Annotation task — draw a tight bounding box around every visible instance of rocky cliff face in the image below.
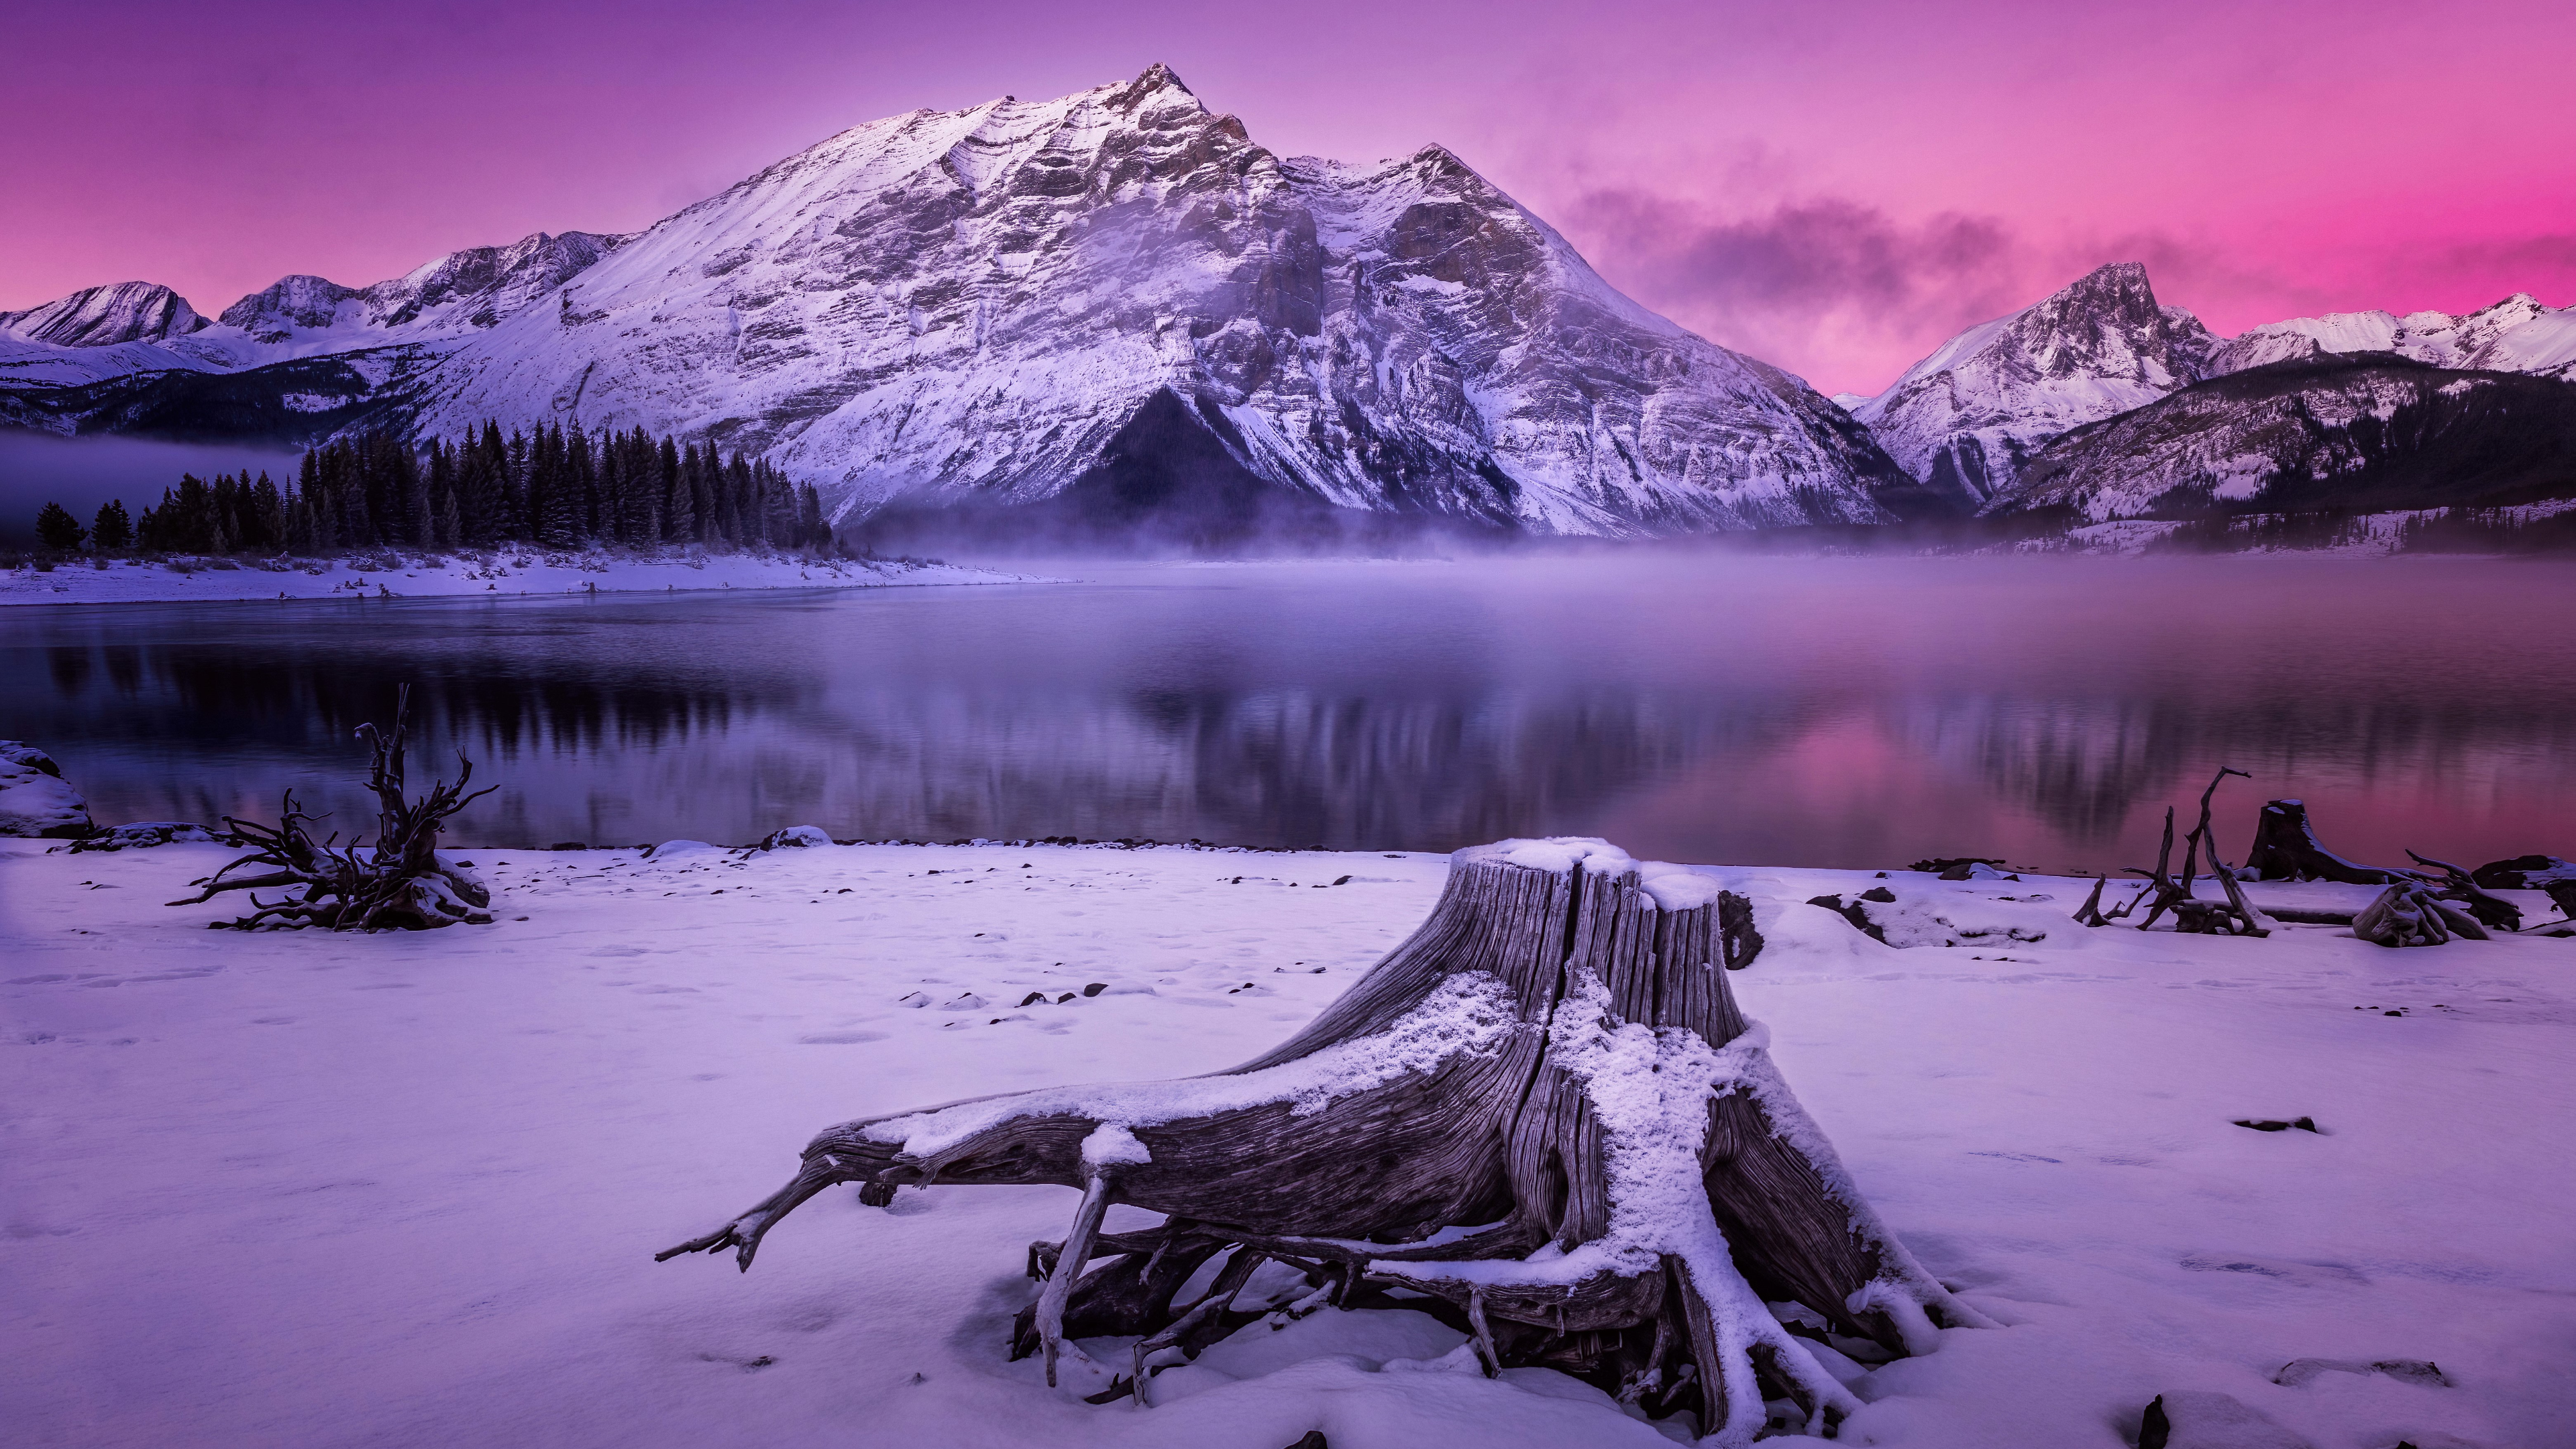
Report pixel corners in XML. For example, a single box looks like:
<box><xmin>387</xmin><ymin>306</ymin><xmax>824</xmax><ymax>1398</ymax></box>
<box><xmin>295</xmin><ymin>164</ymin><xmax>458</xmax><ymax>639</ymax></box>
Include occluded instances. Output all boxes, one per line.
<box><xmin>1980</xmin><ymin>354</ymin><xmax>2576</xmax><ymax>523</ymax></box>
<box><xmin>1848</xmin><ymin>263</ymin><xmax>2216</xmax><ymax>512</ymax></box>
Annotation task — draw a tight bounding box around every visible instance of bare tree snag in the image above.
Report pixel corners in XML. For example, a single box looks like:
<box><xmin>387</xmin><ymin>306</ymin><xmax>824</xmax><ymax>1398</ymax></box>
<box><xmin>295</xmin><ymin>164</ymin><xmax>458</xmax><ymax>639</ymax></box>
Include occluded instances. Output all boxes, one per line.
<box><xmin>660</xmin><ymin>839</ymin><xmax>1990</xmax><ymax>1442</ymax></box>
<box><xmin>2245</xmin><ymin>800</ymin><xmax>2418</xmax><ymax>885</ymax></box>
<box><xmin>167</xmin><ymin>686</ymin><xmax>494</xmax><ymax>930</ymax></box>
<box><xmin>2088</xmin><ymin>769</ymin><xmax>2270</xmax><ymax>936</ymax></box>
<box><xmin>2400</xmin><ymin>851</ymin><xmax>2521</xmax><ymax>932</ymax></box>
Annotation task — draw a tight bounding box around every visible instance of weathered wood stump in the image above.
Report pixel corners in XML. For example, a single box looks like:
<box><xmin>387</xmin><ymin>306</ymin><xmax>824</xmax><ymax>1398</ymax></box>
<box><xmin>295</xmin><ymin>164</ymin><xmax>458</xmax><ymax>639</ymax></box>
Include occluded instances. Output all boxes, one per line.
<box><xmin>660</xmin><ymin>839</ymin><xmax>1989</xmax><ymax>1441</ymax></box>
<box><xmin>2245</xmin><ymin>800</ymin><xmax>2416</xmax><ymax>885</ymax></box>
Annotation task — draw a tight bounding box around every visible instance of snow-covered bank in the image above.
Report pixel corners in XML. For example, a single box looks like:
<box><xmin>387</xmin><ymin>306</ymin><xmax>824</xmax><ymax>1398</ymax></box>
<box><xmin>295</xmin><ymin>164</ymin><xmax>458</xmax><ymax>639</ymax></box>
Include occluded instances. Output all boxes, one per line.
<box><xmin>4</xmin><ymin>839</ymin><xmax>2569</xmax><ymax>1448</ymax></box>
<box><xmin>0</xmin><ymin>547</ymin><xmax>1035</xmax><ymax>605</ymax></box>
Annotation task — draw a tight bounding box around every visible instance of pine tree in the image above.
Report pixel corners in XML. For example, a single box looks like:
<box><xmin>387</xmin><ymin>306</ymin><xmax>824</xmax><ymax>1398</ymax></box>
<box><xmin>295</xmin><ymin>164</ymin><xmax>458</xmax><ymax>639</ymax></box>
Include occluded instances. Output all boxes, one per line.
<box><xmin>90</xmin><ymin>498</ymin><xmax>133</xmax><ymax>552</ymax></box>
<box><xmin>250</xmin><ymin>473</ymin><xmax>284</xmax><ymax>551</ymax></box>
<box><xmin>797</xmin><ymin>483</ymin><xmax>826</xmax><ymax>549</ymax></box>
<box><xmin>35</xmin><ymin>501</ymin><xmax>87</xmax><ymax>551</ymax></box>
<box><xmin>658</xmin><ymin>435</ymin><xmax>692</xmax><ymax>542</ymax></box>
<box><xmin>686</xmin><ymin>442</ymin><xmax>717</xmax><ymax>543</ymax></box>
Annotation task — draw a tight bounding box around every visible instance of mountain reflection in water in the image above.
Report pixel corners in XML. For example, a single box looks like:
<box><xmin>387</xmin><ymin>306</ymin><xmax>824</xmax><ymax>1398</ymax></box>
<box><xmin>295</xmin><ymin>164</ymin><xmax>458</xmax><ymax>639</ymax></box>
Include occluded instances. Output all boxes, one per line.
<box><xmin>7</xmin><ymin>555</ymin><xmax>2571</xmax><ymax>873</ymax></box>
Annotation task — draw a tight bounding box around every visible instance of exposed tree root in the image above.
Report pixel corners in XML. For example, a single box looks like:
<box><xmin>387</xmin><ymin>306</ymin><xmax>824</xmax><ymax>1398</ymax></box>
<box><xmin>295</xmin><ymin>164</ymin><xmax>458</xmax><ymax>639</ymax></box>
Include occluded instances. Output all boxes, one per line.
<box><xmin>661</xmin><ymin>838</ymin><xmax>1990</xmax><ymax>1443</ymax></box>
<box><xmin>166</xmin><ymin>685</ymin><xmax>493</xmax><ymax>930</ymax></box>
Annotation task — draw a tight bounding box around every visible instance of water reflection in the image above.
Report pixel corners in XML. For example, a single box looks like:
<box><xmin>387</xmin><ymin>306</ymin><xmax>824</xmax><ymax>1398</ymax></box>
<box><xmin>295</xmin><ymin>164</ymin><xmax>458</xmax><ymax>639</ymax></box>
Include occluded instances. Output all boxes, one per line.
<box><xmin>5</xmin><ymin>557</ymin><xmax>2571</xmax><ymax>871</ymax></box>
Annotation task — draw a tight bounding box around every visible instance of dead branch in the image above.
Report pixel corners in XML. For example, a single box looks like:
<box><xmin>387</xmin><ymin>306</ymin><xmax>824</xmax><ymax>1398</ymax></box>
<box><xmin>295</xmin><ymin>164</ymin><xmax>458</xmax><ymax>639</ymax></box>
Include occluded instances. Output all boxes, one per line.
<box><xmin>2117</xmin><ymin>771</ymin><xmax>2270</xmax><ymax>936</ymax></box>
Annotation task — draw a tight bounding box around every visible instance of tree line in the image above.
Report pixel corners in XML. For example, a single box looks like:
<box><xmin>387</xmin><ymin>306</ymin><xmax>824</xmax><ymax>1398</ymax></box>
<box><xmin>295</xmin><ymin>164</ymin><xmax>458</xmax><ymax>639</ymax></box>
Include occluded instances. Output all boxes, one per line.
<box><xmin>28</xmin><ymin>421</ymin><xmax>830</xmax><ymax>556</ymax></box>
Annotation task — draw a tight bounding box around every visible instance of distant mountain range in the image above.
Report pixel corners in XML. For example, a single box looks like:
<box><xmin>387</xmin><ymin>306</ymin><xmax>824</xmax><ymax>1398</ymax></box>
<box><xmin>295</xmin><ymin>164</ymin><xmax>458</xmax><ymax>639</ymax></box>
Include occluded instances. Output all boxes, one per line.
<box><xmin>4</xmin><ymin>64</ymin><xmax>2572</xmax><ymax>548</ymax></box>
<box><xmin>1843</xmin><ymin>263</ymin><xmax>2576</xmax><ymax>523</ymax></box>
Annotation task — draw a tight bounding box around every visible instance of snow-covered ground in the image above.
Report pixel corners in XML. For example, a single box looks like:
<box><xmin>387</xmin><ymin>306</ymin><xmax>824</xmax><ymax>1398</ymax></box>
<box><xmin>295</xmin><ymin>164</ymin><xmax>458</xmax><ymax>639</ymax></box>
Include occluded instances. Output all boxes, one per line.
<box><xmin>0</xmin><ymin>549</ymin><xmax>1030</xmax><ymax>605</ymax></box>
<box><xmin>4</xmin><ymin>839</ymin><xmax>2568</xmax><ymax>1448</ymax></box>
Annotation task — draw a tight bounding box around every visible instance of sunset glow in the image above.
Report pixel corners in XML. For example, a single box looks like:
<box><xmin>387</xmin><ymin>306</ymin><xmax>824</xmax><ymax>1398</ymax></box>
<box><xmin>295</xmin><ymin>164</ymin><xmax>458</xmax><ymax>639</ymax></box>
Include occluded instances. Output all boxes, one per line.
<box><xmin>8</xmin><ymin>0</ymin><xmax>2571</xmax><ymax>394</ymax></box>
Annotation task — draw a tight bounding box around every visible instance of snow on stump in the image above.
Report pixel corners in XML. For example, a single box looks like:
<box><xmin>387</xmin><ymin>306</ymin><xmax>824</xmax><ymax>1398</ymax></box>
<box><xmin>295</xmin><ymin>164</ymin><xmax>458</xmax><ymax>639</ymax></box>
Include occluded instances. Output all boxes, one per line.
<box><xmin>0</xmin><ymin>741</ymin><xmax>95</xmax><ymax>839</ymax></box>
<box><xmin>661</xmin><ymin>837</ymin><xmax>1990</xmax><ymax>1441</ymax></box>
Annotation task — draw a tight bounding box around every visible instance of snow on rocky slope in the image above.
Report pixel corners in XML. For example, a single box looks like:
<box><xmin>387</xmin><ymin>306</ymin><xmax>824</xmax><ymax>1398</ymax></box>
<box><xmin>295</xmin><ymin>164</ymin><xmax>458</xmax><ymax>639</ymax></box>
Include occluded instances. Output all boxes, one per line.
<box><xmin>1847</xmin><ymin>264</ymin><xmax>2217</xmax><ymax>513</ymax></box>
<box><xmin>0</xmin><ymin>234</ymin><xmax>627</xmax><ymax>391</ymax></box>
<box><xmin>1</xmin><ymin>68</ymin><xmax>1912</xmax><ymax>539</ymax></box>
<box><xmin>396</xmin><ymin>65</ymin><xmax>1913</xmax><ymax>538</ymax></box>
<box><xmin>2208</xmin><ymin>293</ymin><xmax>2576</xmax><ymax>381</ymax></box>
<box><xmin>1980</xmin><ymin>354</ymin><xmax>2576</xmax><ymax>523</ymax></box>
<box><xmin>214</xmin><ymin>230</ymin><xmax>629</xmax><ymax>354</ymax></box>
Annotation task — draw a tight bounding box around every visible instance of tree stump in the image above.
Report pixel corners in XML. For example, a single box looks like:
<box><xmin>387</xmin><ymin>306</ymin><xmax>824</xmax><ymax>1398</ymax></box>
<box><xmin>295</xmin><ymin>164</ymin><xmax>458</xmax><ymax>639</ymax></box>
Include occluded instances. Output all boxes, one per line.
<box><xmin>661</xmin><ymin>839</ymin><xmax>1989</xmax><ymax>1441</ymax></box>
<box><xmin>2245</xmin><ymin>800</ymin><xmax>2416</xmax><ymax>885</ymax></box>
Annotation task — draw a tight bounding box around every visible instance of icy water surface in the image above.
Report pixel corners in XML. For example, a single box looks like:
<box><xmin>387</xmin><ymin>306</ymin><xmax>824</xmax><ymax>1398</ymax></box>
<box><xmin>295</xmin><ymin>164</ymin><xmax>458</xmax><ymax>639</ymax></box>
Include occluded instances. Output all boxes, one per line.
<box><xmin>5</xmin><ymin>554</ymin><xmax>2572</xmax><ymax>873</ymax></box>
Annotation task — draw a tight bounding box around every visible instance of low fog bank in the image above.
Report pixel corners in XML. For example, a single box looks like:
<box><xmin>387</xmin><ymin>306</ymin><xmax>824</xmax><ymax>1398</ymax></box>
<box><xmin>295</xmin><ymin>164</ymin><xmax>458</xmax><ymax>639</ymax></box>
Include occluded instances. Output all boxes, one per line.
<box><xmin>0</xmin><ymin>433</ymin><xmax>300</xmax><ymax>544</ymax></box>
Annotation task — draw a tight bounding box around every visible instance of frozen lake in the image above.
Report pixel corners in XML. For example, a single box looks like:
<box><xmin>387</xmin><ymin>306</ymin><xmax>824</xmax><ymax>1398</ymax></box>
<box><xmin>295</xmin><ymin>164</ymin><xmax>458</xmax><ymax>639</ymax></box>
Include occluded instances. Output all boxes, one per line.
<box><xmin>5</xmin><ymin>553</ymin><xmax>2573</xmax><ymax>873</ymax></box>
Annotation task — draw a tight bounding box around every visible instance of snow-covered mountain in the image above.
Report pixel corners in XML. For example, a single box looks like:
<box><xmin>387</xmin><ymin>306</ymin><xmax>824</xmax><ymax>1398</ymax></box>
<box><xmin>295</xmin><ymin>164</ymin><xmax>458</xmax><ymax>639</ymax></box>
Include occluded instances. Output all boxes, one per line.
<box><xmin>1847</xmin><ymin>263</ymin><xmax>2217</xmax><ymax>512</ymax></box>
<box><xmin>0</xmin><ymin>233</ymin><xmax>627</xmax><ymax>392</ymax></box>
<box><xmin>0</xmin><ymin>66</ymin><xmax>1913</xmax><ymax>540</ymax></box>
<box><xmin>2206</xmin><ymin>294</ymin><xmax>2576</xmax><ymax>381</ymax></box>
<box><xmin>1851</xmin><ymin>268</ymin><xmax>2576</xmax><ymax>518</ymax></box>
<box><xmin>0</xmin><ymin>281</ymin><xmax>209</xmax><ymax>347</ymax></box>
<box><xmin>396</xmin><ymin>65</ymin><xmax>1909</xmax><ymax>538</ymax></box>
<box><xmin>1980</xmin><ymin>354</ymin><xmax>2576</xmax><ymax>523</ymax></box>
<box><xmin>216</xmin><ymin>231</ymin><xmax>627</xmax><ymax>350</ymax></box>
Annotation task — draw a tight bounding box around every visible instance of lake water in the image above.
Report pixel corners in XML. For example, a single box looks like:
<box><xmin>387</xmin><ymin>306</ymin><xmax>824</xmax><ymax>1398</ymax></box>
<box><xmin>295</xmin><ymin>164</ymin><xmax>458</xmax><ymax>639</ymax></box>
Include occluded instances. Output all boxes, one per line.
<box><xmin>5</xmin><ymin>554</ymin><xmax>2572</xmax><ymax>874</ymax></box>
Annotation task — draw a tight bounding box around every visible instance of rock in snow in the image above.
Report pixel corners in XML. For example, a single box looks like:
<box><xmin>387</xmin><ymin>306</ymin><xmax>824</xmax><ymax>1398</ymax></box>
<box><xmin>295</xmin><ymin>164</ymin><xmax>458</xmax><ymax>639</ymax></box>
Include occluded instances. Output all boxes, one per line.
<box><xmin>0</xmin><ymin>741</ymin><xmax>93</xmax><ymax>838</ymax></box>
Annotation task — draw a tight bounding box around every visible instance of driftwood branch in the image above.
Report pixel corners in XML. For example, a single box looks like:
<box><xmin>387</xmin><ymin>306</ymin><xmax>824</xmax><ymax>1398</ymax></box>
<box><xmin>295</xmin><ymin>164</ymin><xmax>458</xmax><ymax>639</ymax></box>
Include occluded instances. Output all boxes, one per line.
<box><xmin>2102</xmin><ymin>770</ymin><xmax>2270</xmax><ymax>936</ymax></box>
<box><xmin>166</xmin><ymin>685</ymin><xmax>494</xmax><ymax>930</ymax></box>
<box><xmin>660</xmin><ymin>839</ymin><xmax>1992</xmax><ymax>1439</ymax></box>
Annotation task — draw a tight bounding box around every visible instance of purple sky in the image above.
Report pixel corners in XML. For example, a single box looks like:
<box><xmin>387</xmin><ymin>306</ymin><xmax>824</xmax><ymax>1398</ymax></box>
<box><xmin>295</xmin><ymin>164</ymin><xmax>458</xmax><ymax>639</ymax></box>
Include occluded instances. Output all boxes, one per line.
<box><xmin>7</xmin><ymin>1</ymin><xmax>2572</xmax><ymax>394</ymax></box>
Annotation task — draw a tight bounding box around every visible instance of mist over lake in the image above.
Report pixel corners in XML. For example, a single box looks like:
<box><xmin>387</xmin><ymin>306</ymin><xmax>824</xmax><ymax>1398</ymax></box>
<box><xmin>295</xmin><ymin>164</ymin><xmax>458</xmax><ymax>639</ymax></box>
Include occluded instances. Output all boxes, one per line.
<box><xmin>9</xmin><ymin>553</ymin><xmax>2570</xmax><ymax>873</ymax></box>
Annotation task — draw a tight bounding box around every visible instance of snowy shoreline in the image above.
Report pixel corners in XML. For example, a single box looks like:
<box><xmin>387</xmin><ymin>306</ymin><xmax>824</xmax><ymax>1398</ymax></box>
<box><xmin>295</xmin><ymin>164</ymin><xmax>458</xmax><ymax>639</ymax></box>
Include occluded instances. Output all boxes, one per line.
<box><xmin>5</xmin><ymin>835</ymin><xmax>2567</xmax><ymax>1448</ymax></box>
<box><xmin>0</xmin><ymin>547</ymin><xmax>1040</xmax><ymax>606</ymax></box>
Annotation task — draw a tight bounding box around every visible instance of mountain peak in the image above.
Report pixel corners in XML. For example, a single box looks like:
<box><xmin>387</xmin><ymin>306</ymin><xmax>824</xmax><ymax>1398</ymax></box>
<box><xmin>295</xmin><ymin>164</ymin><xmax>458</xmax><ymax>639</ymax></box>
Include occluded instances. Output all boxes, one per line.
<box><xmin>0</xmin><ymin>280</ymin><xmax>208</xmax><ymax>347</ymax></box>
<box><xmin>1853</xmin><ymin>262</ymin><xmax>2214</xmax><ymax>509</ymax></box>
<box><xmin>1109</xmin><ymin>62</ymin><xmax>1195</xmax><ymax>109</ymax></box>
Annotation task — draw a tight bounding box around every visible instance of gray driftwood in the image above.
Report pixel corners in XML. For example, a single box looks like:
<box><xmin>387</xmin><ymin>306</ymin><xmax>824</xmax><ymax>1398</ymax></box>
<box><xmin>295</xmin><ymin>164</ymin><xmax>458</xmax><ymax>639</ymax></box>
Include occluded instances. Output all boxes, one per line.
<box><xmin>659</xmin><ymin>840</ymin><xmax>1988</xmax><ymax>1440</ymax></box>
<box><xmin>2352</xmin><ymin>881</ymin><xmax>2489</xmax><ymax>947</ymax></box>
<box><xmin>168</xmin><ymin>686</ymin><xmax>493</xmax><ymax>930</ymax></box>
<box><xmin>2076</xmin><ymin>769</ymin><xmax>2270</xmax><ymax>936</ymax></box>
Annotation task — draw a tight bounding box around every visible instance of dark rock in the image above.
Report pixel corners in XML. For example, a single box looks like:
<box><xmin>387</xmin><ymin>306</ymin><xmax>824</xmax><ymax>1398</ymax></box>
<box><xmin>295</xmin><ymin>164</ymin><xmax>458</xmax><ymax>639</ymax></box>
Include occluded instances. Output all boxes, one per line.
<box><xmin>1911</xmin><ymin>857</ymin><xmax>2005</xmax><ymax>875</ymax></box>
<box><xmin>1081</xmin><ymin>982</ymin><xmax>1108</xmax><ymax>997</ymax></box>
<box><xmin>1807</xmin><ymin>894</ymin><xmax>1888</xmax><ymax>943</ymax></box>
